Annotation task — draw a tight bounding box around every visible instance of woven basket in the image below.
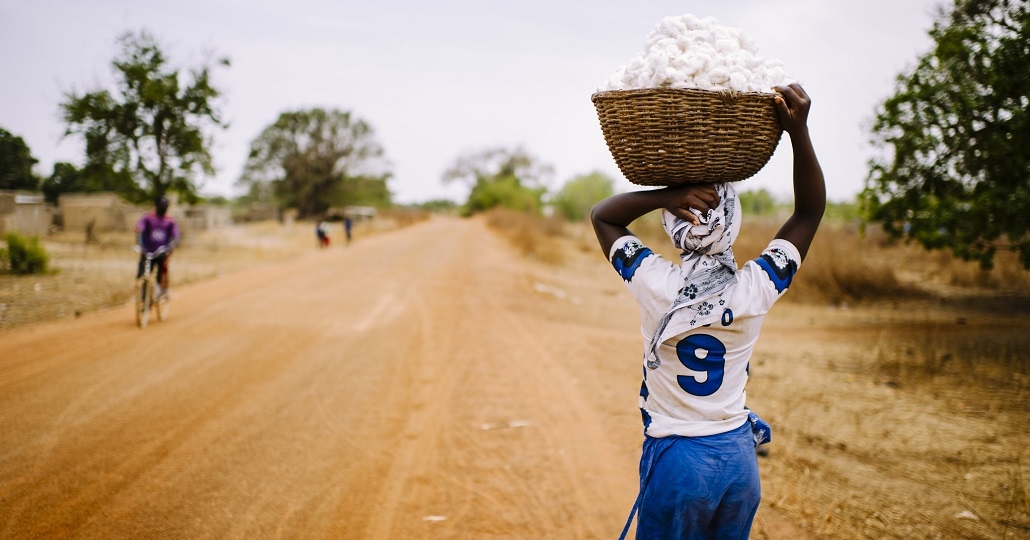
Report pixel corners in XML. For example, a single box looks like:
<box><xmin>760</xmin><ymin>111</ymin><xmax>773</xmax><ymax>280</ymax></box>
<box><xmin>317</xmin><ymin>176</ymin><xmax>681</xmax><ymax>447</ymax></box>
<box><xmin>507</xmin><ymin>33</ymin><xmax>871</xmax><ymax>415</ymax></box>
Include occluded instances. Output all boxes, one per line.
<box><xmin>591</xmin><ymin>87</ymin><xmax>783</xmax><ymax>186</ymax></box>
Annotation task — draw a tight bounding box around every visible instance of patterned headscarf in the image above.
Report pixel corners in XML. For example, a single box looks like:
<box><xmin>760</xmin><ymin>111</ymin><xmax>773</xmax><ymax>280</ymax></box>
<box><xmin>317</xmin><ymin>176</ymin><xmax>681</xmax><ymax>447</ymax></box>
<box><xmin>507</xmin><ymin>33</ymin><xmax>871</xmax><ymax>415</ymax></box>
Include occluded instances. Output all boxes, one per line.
<box><xmin>645</xmin><ymin>183</ymin><xmax>740</xmax><ymax>369</ymax></box>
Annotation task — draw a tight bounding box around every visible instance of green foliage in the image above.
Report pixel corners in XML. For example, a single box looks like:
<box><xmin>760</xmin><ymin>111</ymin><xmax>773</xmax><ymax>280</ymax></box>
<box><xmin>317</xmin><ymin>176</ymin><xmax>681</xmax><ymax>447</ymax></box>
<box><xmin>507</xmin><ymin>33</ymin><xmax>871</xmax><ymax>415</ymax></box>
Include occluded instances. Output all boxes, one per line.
<box><xmin>238</xmin><ymin>108</ymin><xmax>391</xmax><ymax>219</ymax></box>
<box><xmin>464</xmin><ymin>174</ymin><xmax>547</xmax><ymax>217</ymax></box>
<box><xmin>0</xmin><ymin>232</ymin><xmax>49</xmax><ymax>275</ymax></box>
<box><xmin>861</xmin><ymin>0</ymin><xmax>1030</xmax><ymax>269</ymax></box>
<box><xmin>825</xmin><ymin>200</ymin><xmax>860</xmax><ymax>222</ymax></box>
<box><xmin>60</xmin><ymin>30</ymin><xmax>229</xmax><ymax>203</ymax></box>
<box><xmin>737</xmin><ymin>188</ymin><xmax>779</xmax><ymax>216</ymax></box>
<box><xmin>442</xmin><ymin>147</ymin><xmax>553</xmax><ymax>217</ymax></box>
<box><xmin>0</xmin><ymin>128</ymin><xmax>40</xmax><ymax>191</ymax></box>
<box><xmin>551</xmin><ymin>171</ymin><xmax>614</xmax><ymax>221</ymax></box>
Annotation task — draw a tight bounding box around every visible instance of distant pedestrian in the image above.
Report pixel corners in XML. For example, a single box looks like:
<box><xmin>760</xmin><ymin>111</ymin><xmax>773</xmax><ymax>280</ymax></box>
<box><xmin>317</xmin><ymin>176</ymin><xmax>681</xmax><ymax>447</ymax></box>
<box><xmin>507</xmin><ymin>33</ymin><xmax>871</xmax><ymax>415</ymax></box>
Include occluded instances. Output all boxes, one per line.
<box><xmin>344</xmin><ymin>217</ymin><xmax>353</xmax><ymax>245</ymax></box>
<box><xmin>317</xmin><ymin>221</ymin><xmax>331</xmax><ymax>249</ymax></box>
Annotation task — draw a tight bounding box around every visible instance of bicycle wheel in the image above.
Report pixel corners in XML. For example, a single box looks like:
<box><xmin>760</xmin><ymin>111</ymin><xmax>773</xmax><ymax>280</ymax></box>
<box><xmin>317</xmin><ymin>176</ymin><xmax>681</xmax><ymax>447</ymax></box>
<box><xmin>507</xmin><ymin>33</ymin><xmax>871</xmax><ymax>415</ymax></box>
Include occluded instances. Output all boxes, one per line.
<box><xmin>136</xmin><ymin>279</ymin><xmax>151</xmax><ymax>328</ymax></box>
<box><xmin>156</xmin><ymin>289</ymin><xmax>169</xmax><ymax>322</ymax></box>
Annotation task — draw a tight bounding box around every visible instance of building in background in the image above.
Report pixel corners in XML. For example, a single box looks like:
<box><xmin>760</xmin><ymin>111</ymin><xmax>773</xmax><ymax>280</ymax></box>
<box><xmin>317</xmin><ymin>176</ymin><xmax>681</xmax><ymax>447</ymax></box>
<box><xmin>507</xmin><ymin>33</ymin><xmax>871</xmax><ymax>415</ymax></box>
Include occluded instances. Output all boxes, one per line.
<box><xmin>0</xmin><ymin>191</ymin><xmax>54</xmax><ymax>237</ymax></box>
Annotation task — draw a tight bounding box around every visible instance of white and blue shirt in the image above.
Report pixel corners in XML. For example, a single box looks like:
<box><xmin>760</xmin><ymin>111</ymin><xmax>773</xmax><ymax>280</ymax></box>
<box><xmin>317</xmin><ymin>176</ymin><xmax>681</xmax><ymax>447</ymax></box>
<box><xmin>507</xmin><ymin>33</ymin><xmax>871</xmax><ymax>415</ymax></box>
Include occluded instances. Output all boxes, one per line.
<box><xmin>610</xmin><ymin>235</ymin><xmax>800</xmax><ymax>438</ymax></box>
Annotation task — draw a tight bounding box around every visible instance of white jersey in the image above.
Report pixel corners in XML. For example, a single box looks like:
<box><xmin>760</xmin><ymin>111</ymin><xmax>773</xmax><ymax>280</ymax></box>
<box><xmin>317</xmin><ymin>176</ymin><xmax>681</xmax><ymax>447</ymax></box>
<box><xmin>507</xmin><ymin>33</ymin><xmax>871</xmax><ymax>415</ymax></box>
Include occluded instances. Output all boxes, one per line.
<box><xmin>609</xmin><ymin>235</ymin><xmax>801</xmax><ymax>438</ymax></box>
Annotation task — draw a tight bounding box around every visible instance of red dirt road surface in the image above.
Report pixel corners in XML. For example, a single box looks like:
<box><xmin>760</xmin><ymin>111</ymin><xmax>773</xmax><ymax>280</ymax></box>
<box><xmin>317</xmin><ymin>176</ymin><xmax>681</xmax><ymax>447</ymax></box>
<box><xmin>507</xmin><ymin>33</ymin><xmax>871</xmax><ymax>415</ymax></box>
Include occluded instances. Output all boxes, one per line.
<box><xmin>0</xmin><ymin>217</ymin><xmax>809</xmax><ymax>539</ymax></box>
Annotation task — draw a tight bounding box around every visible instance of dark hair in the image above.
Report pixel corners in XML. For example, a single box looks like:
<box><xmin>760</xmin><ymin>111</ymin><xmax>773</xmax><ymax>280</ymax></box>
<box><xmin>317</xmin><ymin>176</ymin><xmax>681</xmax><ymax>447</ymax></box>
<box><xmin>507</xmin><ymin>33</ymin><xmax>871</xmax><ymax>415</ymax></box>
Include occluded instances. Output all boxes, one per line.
<box><xmin>155</xmin><ymin>195</ymin><xmax>170</xmax><ymax>216</ymax></box>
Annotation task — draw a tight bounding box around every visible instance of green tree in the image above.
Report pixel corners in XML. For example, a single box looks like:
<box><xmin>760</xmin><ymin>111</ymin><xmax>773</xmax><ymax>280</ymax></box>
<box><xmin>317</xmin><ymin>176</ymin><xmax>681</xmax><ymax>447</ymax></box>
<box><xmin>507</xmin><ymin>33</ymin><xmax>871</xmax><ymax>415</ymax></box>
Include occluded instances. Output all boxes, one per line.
<box><xmin>551</xmin><ymin>171</ymin><xmax>614</xmax><ymax>221</ymax></box>
<box><xmin>60</xmin><ymin>30</ymin><xmax>229</xmax><ymax>203</ymax></box>
<box><xmin>0</xmin><ymin>128</ymin><xmax>40</xmax><ymax>191</ymax></box>
<box><xmin>442</xmin><ymin>147</ymin><xmax>553</xmax><ymax>216</ymax></box>
<box><xmin>737</xmin><ymin>188</ymin><xmax>779</xmax><ymax>217</ymax></box>
<box><xmin>861</xmin><ymin>0</ymin><xmax>1030</xmax><ymax>269</ymax></box>
<box><xmin>238</xmin><ymin>108</ymin><xmax>391</xmax><ymax>219</ymax></box>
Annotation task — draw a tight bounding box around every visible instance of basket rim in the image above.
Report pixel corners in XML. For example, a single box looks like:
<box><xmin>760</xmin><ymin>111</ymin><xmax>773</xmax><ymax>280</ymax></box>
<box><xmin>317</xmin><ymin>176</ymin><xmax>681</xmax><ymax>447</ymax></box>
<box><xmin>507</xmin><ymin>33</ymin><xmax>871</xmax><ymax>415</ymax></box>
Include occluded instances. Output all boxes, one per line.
<box><xmin>591</xmin><ymin>87</ymin><xmax>779</xmax><ymax>101</ymax></box>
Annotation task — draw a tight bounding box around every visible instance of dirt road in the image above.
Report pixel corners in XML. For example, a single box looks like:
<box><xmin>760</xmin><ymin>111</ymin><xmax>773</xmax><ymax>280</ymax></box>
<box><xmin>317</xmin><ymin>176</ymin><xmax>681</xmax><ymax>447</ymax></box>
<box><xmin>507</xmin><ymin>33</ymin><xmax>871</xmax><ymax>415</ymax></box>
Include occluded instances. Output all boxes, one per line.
<box><xmin>0</xmin><ymin>217</ymin><xmax>807</xmax><ymax>539</ymax></box>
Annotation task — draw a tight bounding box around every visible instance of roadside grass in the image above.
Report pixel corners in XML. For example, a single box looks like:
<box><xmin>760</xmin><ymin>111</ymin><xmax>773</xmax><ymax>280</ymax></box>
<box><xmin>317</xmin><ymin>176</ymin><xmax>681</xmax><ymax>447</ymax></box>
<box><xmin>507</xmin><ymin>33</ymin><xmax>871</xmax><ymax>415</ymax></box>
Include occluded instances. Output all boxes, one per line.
<box><xmin>483</xmin><ymin>207</ymin><xmax>568</xmax><ymax>265</ymax></box>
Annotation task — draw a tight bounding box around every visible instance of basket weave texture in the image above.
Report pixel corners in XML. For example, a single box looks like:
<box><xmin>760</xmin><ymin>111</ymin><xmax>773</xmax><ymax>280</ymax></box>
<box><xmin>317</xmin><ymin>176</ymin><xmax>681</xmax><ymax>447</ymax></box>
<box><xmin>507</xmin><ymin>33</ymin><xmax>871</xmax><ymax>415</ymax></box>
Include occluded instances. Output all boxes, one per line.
<box><xmin>592</xmin><ymin>88</ymin><xmax>783</xmax><ymax>186</ymax></box>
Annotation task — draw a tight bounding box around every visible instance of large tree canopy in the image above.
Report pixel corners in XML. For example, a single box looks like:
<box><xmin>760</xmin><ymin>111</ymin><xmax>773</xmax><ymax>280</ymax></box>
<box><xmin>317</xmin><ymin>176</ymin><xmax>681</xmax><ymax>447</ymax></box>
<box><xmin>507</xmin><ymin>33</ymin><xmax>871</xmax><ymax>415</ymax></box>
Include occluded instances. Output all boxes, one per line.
<box><xmin>442</xmin><ymin>147</ymin><xmax>553</xmax><ymax>216</ymax></box>
<box><xmin>0</xmin><ymin>128</ymin><xmax>40</xmax><ymax>192</ymax></box>
<box><xmin>862</xmin><ymin>0</ymin><xmax>1030</xmax><ymax>269</ymax></box>
<box><xmin>60</xmin><ymin>30</ymin><xmax>228</xmax><ymax>203</ymax></box>
<box><xmin>238</xmin><ymin>108</ymin><xmax>391</xmax><ymax>219</ymax></box>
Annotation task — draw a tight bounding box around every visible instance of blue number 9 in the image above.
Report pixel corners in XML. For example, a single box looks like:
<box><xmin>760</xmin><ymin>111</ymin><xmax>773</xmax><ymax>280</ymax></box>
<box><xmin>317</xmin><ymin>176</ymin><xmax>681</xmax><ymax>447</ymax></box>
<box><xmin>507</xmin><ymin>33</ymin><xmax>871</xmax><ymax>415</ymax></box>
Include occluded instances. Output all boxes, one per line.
<box><xmin>676</xmin><ymin>334</ymin><xmax>726</xmax><ymax>396</ymax></box>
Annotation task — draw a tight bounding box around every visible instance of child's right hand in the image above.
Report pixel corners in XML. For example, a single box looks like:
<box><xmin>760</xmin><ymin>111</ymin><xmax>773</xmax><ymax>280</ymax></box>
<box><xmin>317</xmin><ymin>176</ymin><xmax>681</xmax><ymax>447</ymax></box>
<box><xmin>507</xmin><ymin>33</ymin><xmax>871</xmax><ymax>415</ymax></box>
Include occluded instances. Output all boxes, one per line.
<box><xmin>662</xmin><ymin>183</ymin><xmax>720</xmax><ymax>226</ymax></box>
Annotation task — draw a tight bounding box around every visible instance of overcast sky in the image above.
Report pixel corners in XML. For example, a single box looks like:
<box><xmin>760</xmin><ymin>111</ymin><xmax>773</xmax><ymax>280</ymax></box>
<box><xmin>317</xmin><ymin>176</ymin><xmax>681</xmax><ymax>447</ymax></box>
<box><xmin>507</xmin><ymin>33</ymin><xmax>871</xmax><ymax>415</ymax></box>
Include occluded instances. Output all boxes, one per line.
<box><xmin>1</xmin><ymin>0</ymin><xmax>944</xmax><ymax>204</ymax></box>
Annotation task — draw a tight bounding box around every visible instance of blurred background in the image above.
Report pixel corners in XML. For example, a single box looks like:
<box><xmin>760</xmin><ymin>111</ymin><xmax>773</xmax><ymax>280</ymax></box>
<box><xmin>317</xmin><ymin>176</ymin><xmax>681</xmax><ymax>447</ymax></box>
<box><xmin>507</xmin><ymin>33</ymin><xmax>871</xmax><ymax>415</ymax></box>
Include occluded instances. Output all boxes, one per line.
<box><xmin>1</xmin><ymin>0</ymin><xmax>940</xmax><ymax>204</ymax></box>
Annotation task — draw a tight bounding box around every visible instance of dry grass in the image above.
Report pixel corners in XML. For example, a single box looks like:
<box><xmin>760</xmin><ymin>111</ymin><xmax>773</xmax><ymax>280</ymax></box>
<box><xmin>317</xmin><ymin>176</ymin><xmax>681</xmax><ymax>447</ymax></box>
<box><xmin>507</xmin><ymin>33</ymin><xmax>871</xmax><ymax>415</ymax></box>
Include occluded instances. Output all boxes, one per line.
<box><xmin>483</xmin><ymin>208</ymin><xmax>570</xmax><ymax>265</ymax></box>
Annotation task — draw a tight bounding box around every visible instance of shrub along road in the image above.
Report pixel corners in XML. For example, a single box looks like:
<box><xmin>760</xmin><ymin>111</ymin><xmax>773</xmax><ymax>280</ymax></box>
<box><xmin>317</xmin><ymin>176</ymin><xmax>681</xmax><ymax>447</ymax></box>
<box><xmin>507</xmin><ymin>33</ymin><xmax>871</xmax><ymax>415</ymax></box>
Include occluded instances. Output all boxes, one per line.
<box><xmin>0</xmin><ymin>216</ymin><xmax>814</xmax><ymax>539</ymax></box>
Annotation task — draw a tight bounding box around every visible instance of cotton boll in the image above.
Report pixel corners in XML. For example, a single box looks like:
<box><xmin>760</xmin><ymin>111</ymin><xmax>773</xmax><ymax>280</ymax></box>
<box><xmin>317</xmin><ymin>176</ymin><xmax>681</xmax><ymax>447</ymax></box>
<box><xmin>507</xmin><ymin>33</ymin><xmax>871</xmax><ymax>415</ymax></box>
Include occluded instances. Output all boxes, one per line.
<box><xmin>744</xmin><ymin>54</ymin><xmax>765</xmax><ymax>70</ymax></box>
<box><xmin>727</xmin><ymin>53</ymin><xmax>747</xmax><ymax>67</ymax></box>
<box><xmin>683</xmin><ymin>54</ymin><xmax>707</xmax><ymax>76</ymax></box>
<box><xmin>707</xmin><ymin>66</ymin><xmax>730</xmax><ymax>86</ymax></box>
<box><xmin>621</xmin><ymin>69</ymin><xmax>639</xmax><ymax>88</ymax></box>
<box><xmin>648</xmin><ymin>53</ymin><xmax>669</xmax><ymax>79</ymax></box>
<box><xmin>679</xmin><ymin>14</ymin><xmax>706</xmax><ymax>31</ymax></box>
<box><xmin>669</xmin><ymin>75</ymin><xmax>691</xmax><ymax>88</ymax></box>
<box><xmin>664</xmin><ymin>17</ymin><xmax>687</xmax><ymax>37</ymax></box>
<box><xmin>728</xmin><ymin>72</ymin><xmax>750</xmax><ymax>92</ymax></box>
<box><xmin>649</xmin><ymin>37</ymin><xmax>675</xmax><ymax>52</ymax></box>
<box><xmin>670</xmin><ymin>54</ymin><xmax>699</xmax><ymax>77</ymax></box>
<box><xmin>692</xmin><ymin>74</ymin><xmax>714</xmax><ymax>91</ymax></box>
<box><xmin>602</xmin><ymin>67</ymin><xmax>628</xmax><ymax>91</ymax></box>
<box><xmin>649</xmin><ymin>69</ymin><xmax>669</xmax><ymax>88</ymax></box>
<box><xmin>765</xmin><ymin>66</ymin><xmax>791</xmax><ymax>86</ymax></box>
<box><xmin>632</xmin><ymin>73</ymin><xmax>651</xmax><ymax>89</ymax></box>
<box><xmin>738</xmin><ymin>35</ymin><xmax>758</xmax><ymax>54</ymax></box>
<box><xmin>714</xmin><ymin>38</ymin><xmax>739</xmax><ymax>55</ymax></box>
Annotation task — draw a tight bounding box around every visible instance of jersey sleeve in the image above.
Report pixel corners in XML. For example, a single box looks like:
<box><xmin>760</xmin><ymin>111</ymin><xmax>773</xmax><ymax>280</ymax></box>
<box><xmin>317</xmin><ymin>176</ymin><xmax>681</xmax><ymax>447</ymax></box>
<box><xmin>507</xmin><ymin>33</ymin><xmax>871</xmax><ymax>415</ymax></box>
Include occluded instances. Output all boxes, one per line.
<box><xmin>608</xmin><ymin>235</ymin><xmax>681</xmax><ymax>332</ymax></box>
<box><xmin>608</xmin><ymin>235</ymin><xmax>653</xmax><ymax>282</ymax></box>
<box><xmin>739</xmin><ymin>238</ymin><xmax>802</xmax><ymax>314</ymax></box>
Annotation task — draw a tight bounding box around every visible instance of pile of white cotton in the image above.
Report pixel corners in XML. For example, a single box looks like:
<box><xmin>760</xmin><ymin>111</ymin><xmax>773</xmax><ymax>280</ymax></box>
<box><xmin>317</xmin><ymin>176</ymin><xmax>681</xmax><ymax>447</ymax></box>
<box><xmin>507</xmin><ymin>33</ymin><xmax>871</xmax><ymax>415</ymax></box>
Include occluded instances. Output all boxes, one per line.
<box><xmin>598</xmin><ymin>14</ymin><xmax>796</xmax><ymax>93</ymax></box>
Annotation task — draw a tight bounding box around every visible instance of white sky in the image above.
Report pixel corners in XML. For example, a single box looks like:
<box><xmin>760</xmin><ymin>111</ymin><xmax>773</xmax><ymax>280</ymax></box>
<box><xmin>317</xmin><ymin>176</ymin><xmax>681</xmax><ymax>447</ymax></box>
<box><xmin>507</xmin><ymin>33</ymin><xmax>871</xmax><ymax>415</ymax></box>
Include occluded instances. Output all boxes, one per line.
<box><xmin>0</xmin><ymin>0</ymin><xmax>943</xmax><ymax>204</ymax></box>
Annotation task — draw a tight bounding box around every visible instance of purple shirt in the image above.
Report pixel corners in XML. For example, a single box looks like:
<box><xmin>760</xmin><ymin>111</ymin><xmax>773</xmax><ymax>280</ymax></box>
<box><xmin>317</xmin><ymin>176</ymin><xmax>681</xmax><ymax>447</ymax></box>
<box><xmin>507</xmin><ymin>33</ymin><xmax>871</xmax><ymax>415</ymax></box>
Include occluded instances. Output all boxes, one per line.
<box><xmin>135</xmin><ymin>211</ymin><xmax>180</xmax><ymax>254</ymax></box>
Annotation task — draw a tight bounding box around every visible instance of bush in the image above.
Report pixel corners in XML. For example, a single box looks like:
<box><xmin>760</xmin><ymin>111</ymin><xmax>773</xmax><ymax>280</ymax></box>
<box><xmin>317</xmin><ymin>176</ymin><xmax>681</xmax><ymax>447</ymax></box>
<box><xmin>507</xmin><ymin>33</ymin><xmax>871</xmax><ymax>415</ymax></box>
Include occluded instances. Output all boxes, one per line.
<box><xmin>1</xmin><ymin>232</ymin><xmax>50</xmax><ymax>275</ymax></box>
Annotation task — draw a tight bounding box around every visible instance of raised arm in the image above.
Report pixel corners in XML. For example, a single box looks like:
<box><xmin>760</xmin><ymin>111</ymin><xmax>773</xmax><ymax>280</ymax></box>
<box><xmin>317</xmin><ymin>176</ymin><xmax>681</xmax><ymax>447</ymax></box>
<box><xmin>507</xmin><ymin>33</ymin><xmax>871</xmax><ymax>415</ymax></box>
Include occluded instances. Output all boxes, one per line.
<box><xmin>772</xmin><ymin>83</ymin><xmax>826</xmax><ymax>262</ymax></box>
<box><xmin>590</xmin><ymin>183</ymin><xmax>720</xmax><ymax>256</ymax></box>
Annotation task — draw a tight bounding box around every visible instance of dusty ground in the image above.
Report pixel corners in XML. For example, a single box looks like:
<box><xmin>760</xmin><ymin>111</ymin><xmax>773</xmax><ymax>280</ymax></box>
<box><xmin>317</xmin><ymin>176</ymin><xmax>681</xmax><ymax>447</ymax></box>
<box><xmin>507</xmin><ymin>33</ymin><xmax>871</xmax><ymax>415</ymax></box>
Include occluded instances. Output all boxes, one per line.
<box><xmin>0</xmin><ymin>216</ymin><xmax>1027</xmax><ymax>539</ymax></box>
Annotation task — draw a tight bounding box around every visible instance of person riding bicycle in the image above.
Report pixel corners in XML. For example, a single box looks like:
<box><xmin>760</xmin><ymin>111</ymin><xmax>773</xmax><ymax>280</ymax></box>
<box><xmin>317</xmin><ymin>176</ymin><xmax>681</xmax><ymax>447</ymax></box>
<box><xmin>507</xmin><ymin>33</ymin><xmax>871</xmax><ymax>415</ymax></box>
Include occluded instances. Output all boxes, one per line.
<box><xmin>135</xmin><ymin>195</ymin><xmax>180</xmax><ymax>299</ymax></box>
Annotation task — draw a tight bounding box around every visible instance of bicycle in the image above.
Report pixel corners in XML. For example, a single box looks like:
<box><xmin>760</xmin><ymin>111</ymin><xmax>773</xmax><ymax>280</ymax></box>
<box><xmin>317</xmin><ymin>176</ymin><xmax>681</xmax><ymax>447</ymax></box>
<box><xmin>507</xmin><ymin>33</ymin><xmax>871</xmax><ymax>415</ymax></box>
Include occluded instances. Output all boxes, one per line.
<box><xmin>133</xmin><ymin>245</ymin><xmax>170</xmax><ymax>328</ymax></box>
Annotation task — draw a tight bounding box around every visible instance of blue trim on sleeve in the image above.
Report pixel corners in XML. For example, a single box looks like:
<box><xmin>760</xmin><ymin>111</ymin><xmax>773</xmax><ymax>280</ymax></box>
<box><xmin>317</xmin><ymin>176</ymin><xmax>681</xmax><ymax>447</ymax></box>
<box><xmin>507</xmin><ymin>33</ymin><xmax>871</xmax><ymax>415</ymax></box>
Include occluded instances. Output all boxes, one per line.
<box><xmin>611</xmin><ymin>239</ymin><xmax>653</xmax><ymax>282</ymax></box>
<box><xmin>755</xmin><ymin>248</ymin><xmax>798</xmax><ymax>293</ymax></box>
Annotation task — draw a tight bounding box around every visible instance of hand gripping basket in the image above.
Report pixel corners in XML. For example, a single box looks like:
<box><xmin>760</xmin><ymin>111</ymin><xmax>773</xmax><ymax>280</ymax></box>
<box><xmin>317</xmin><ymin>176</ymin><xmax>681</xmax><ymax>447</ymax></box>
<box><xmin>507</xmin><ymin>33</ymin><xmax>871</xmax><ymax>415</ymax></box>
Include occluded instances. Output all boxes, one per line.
<box><xmin>591</xmin><ymin>87</ymin><xmax>783</xmax><ymax>186</ymax></box>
